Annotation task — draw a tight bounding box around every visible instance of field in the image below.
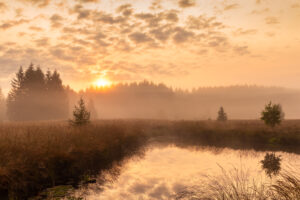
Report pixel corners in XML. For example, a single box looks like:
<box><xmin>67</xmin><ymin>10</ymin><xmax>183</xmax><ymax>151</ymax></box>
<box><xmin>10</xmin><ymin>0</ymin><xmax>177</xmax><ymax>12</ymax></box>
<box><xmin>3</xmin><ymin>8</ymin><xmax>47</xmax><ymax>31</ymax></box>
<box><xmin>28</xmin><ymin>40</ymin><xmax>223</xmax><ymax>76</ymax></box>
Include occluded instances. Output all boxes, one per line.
<box><xmin>0</xmin><ymin>120</ymin><xmax>299</xmax><ymax>199</ymax></box>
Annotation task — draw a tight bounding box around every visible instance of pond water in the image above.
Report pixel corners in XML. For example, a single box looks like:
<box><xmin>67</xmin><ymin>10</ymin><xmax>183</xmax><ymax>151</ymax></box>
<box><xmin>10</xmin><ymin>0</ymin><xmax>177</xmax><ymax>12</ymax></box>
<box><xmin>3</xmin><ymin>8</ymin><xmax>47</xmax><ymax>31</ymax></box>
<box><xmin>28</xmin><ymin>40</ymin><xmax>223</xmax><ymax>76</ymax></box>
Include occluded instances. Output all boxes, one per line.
<box><xmin>74</xmin><ymin>145</ymin><xmax>300</xmax><ymax>200</ymax></box>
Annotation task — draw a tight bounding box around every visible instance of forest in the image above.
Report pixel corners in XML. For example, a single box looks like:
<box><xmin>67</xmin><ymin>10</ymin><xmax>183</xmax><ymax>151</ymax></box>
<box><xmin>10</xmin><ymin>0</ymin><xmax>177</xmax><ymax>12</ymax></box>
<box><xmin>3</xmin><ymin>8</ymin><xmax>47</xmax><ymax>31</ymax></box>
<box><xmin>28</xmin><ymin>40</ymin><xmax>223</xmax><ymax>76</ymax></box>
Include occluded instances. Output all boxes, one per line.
<box><xmin>1</xmin><ymin>65</ymin><xmax>300</xmax><ymax>122</ymax></box>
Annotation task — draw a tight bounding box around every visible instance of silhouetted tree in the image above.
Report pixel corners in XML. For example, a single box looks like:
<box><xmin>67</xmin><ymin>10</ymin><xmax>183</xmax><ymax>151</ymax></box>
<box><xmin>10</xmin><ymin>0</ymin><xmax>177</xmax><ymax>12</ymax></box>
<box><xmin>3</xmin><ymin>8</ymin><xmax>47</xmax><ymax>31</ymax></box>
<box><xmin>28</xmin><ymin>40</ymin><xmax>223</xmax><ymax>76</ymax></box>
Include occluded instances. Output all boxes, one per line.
<box><xmin>7</xmin><ymin>64</ymin><xmax>68</xmax><ymax>121</ymax></box>
<box><xmin>217</xmin><ymin>106</ymin><xmax>227</xmax><ymax>121</ymax></box>
<box><xmin>45</xmin><ymin>70</ymin><xmax>69</xmax><ymax>119</ymax></box>
<box><xmin>70</xmin><ymin>97</ymin><xmax>90</xmax><ymax>126</ymax></box>
<box><xmin>7</xmin><ymin>67</ymin><xmax>25</xmax><ymax>120</ymax></box>
<box><xmin>261</xmin><ymin>102</ymin><xmax>284</xmax><ymax>127</ymax></box>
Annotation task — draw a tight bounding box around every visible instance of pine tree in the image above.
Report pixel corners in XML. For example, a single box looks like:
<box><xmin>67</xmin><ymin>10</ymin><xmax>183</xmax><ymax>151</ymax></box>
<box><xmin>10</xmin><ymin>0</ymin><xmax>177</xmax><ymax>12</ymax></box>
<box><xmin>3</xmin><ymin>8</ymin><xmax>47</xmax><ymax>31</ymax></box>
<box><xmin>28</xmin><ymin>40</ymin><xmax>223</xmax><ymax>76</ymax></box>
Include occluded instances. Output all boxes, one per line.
<box><xmin>7</xmin><ymin>67</ymin><xmax>25</xmax><ymax>120</ymax></box>
<box><xmin>70</xmin><ymin>97</ymin><xmax>91</xmax><ymax>126</ymax></box>
<box><xmin>217</xmin><ymin>106</ymin><xmax>227</xmax><ymax>122</ymax></box>
<box><xmin>7</xmin><ymin>64</ymin><xmax>69</xmax><ymax>121</ymax></box>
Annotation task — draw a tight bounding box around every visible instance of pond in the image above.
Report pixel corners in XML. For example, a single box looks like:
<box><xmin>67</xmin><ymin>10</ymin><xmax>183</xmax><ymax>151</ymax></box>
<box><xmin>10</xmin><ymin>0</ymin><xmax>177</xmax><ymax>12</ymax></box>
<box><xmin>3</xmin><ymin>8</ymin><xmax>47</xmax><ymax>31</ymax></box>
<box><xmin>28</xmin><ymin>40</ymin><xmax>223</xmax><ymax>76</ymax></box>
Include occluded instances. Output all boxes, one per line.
<box><xmin>73</xmin><ymin>145</ymin><xmax>300</xmax><ymax>200</ymax></box>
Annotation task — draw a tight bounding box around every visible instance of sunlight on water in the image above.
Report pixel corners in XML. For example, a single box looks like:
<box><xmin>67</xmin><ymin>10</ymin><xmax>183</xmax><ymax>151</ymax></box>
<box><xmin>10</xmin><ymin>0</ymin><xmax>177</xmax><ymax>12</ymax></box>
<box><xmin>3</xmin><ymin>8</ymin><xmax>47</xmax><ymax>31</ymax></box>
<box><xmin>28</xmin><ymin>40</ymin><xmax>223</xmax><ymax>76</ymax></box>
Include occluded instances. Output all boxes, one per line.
<box><xmin>75</xmin><ymin>146</ymin><xmax>300</xmax><ymax>200</ymax></box>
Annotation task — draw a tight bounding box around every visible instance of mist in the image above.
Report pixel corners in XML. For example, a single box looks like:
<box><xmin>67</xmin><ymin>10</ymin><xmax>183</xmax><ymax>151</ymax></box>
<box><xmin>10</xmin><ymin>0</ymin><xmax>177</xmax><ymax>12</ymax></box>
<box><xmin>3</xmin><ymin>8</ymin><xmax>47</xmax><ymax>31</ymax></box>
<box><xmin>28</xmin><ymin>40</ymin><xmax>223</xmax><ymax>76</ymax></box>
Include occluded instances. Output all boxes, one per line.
<box><xmin>81</xmin><ymin>83</ymin><xmax>300</xmax><ymax>120</ymax></box>
<box><xmin>2</xmin><ymin>66</ymin><xmax>300</xmax><ymax>122</ymax></box>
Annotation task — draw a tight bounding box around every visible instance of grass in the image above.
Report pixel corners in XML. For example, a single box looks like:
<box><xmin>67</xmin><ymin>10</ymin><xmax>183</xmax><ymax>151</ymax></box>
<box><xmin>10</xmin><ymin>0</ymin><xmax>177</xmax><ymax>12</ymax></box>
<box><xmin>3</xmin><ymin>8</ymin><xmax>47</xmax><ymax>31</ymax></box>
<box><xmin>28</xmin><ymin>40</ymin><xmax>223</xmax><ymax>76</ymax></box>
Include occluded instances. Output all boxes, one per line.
<box><xmin>175</xmin><ymin>167</ymin><xmax>300</xmax><ymax>200</ymax></box>
<box><xmin>0</xmin><ymin>120</ymin><xmax>299</xmax><ymax>199</ymax></box>
<box><xmin>0</xmin><ymin>121</ymin><xmax>147</xmax><ymax>199</ymax></box>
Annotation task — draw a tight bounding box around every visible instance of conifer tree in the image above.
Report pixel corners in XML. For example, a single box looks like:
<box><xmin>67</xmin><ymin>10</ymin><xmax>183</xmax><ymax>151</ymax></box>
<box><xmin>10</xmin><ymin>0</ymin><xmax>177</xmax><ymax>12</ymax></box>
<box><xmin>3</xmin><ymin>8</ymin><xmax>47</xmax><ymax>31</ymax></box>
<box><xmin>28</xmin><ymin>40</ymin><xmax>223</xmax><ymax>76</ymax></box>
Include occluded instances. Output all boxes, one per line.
<box><xmin>70</xmin><ymin>97</ymin><xmax>90</xmax><ymax>126</ymax></box>
<box><xmin>7</xmin><ymin>64</ymin><xmax>69</xmax><ymax>121</ymax></box>
<box><xmin>217</xmin><ymin>106</ymin><xmax>227</xmax><ymax>122</ymax></box>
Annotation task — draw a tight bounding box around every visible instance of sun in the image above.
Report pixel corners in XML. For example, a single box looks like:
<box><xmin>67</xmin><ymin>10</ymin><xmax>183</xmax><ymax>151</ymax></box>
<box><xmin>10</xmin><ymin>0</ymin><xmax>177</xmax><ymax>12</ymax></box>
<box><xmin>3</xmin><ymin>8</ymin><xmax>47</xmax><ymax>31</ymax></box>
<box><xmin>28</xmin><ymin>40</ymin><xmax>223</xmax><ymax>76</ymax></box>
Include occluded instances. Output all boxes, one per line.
<box><xmin>95</xmin><ymin>78</ymin><xmax>111</xmax><ymax>88</ymax></box>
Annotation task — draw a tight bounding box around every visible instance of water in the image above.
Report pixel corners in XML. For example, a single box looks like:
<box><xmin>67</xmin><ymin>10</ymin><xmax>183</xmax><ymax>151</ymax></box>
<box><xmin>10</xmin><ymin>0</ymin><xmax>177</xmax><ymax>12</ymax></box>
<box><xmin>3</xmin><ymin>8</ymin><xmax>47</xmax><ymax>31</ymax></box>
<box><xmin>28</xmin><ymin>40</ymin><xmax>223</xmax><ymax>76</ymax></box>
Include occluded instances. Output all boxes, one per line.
<box><xmin>75</xmin><ymin>145</ymin><xmax>300</xmax><ymax>200</ymax></box>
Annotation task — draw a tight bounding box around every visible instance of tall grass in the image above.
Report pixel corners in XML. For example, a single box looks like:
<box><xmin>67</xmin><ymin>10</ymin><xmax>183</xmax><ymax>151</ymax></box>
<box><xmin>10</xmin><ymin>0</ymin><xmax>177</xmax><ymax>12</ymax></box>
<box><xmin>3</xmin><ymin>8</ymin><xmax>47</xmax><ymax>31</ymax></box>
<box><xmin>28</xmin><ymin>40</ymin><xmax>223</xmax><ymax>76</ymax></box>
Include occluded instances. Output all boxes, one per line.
<box><xmin>0</xmin><ymin>121</ymin><xmax>147</xmax><ymax>199</ymax></box>
<box><xmin>175</xmin><ymin>168</ymin><xmax>300</xmax><ymax>200</ymax></box>
<box><xmin>0</xmin><ymin>120</ymin><xmax>299</xmax><ymax>199</ymax></box>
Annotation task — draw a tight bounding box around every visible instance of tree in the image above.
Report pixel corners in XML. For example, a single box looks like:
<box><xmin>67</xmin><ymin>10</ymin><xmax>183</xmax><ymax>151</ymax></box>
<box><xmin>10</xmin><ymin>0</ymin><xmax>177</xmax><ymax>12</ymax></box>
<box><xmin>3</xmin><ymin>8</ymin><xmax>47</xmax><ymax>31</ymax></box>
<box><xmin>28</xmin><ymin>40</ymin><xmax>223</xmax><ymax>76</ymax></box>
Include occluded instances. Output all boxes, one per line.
<box><xmin>7</xmin><ymin>64</ymin><xmax>69</xmax><ymax>121</ymax></box>
<box><xmin>70</xmin><ymin>97</ymin><xmax>90</xmax><ymax>126</ymax></box>
<box><xmin>45</xmin><ymin>70</ymin><xmax>69</xmax><ymax>119</ymax></box>
<box><xmin>7</xmin><ymin>67</ymin><xmax>25</xmax><ymax>120</ymax></box>
<box><xmin>217</xmin><ymin>106</ymin><xmax>227</xmax><ymax>122</ymax></box>
<box><xmin>261</xmin><ymin>102</ymin><xmax>284</xmax><ymax>127</ymax></box>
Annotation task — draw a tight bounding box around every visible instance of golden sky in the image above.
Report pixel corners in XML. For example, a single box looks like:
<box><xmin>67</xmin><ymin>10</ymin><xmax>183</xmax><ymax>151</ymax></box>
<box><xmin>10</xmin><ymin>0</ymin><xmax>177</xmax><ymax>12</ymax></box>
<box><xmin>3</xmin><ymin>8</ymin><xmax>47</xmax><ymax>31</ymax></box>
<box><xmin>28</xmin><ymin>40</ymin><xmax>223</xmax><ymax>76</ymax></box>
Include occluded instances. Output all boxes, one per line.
<box><xmin>0</xmin><ymin>0</ymin><xmax>300</xmax><ymax>93</ymax></box>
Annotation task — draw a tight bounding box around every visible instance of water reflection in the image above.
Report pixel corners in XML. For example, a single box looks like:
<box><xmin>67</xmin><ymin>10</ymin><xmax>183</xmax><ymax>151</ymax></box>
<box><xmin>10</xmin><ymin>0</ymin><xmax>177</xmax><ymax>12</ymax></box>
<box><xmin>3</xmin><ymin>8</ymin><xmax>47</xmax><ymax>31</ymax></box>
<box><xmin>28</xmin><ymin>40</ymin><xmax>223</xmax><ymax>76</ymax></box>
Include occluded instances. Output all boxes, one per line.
<box><xmin>261</xmin><ymin>152</ymin><xmax>282</xmax><ymax>177</ymax></box>
<box><xmin>75</xmin><ymin>145</ymin><xmax>300</xmax><ymax>200</ymax></box>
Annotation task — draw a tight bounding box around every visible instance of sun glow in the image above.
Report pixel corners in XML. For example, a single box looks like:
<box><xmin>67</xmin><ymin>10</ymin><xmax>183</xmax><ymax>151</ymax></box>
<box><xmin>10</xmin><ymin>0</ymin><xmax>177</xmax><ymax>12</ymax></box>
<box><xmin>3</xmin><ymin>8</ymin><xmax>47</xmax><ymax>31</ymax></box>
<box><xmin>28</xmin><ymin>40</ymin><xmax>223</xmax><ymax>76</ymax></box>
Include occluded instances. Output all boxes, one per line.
<box><xmin>95</xmin><ymin>78</ymin><xmax>111</xmax><ymax>88</ymax></box>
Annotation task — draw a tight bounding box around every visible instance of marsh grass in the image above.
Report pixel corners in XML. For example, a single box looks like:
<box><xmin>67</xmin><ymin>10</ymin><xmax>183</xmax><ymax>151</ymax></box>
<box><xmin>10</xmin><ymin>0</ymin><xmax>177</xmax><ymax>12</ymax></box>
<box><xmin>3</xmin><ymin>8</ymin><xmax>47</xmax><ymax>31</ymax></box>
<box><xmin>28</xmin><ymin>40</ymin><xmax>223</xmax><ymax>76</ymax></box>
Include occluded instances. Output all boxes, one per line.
<box><xmin>0</xmin><ymin>120</ymin><xmax>299</xmax><ymax>199</ymax></box>
<box><xmin>0</xmin><ymin>121</ymin><xmax>147</xmax><ymax>199</ymax></box>
<box><xmin>175</xmin><ymin>167</ymin><xmax>300</xmax><ymax>200</ymax></box>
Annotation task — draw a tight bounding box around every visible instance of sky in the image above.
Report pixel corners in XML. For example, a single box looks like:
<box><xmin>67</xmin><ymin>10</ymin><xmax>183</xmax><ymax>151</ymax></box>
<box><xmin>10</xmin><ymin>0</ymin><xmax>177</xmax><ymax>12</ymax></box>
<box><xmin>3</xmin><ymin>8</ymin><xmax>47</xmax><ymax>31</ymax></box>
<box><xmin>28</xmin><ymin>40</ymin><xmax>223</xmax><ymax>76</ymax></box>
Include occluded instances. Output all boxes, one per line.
<box><xmin>0</xmin><ymin>0</ymin><xmax>300</xmax><ymax>94</ymax></box>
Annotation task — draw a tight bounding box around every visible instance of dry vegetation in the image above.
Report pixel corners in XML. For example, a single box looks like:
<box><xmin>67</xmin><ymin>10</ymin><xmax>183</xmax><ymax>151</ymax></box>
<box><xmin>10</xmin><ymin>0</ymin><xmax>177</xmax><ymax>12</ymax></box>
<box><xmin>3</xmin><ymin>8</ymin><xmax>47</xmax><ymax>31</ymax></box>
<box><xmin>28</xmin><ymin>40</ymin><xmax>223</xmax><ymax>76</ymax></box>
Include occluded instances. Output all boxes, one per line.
<box><xmin>175</xmin><ymin>168</ymin><xmax>300</xmax><ymax>200</ymax></box>
<box><xmin>0</xmin><ymin>120</ymin><xmax>299</xmax><ymax>199</ymax></box>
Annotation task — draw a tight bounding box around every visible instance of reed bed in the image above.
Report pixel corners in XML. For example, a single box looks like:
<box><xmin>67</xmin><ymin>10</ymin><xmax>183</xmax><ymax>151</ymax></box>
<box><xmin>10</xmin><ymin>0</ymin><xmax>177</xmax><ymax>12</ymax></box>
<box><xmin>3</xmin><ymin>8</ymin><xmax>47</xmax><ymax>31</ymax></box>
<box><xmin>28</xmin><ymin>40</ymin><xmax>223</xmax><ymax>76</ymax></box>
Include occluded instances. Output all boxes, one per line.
<box><xmin>0</xmin><ymin>120</ymin><xmax>299</xmax><ymax>199</ymax></box>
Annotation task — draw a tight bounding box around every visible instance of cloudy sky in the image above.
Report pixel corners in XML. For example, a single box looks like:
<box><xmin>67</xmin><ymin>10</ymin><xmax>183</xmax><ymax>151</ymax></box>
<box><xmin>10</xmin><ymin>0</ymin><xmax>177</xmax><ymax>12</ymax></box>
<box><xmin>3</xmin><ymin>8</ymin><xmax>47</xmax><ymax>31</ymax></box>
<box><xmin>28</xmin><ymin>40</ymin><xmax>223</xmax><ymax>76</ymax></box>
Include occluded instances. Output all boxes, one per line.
<box><xmin>0</xmin><ymin>0</ymin><xmax>300</xmax><ymax>93</ymax></box>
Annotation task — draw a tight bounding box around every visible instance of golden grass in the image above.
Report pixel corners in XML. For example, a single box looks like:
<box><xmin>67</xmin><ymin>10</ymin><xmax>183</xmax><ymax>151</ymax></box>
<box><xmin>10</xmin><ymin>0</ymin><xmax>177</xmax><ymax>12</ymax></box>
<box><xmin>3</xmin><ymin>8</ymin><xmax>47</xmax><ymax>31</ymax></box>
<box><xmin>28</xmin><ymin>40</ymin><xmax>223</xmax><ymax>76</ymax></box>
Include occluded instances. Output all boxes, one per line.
<box><xmin>0</xmin><ymin>120</ymin><xmax>299</xmax><ymax>199</ymax></box>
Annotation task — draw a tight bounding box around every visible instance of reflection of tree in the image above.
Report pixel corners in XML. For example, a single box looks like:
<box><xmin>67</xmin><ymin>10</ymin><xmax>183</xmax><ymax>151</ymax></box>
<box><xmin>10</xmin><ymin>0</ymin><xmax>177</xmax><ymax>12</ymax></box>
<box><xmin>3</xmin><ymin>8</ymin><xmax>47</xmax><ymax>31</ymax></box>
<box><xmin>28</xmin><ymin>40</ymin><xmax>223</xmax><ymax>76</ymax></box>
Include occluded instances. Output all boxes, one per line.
<box><xmin>261</xmin><ymin>152</ymin><xmax>281</xmax><ymax>178</ymax></box>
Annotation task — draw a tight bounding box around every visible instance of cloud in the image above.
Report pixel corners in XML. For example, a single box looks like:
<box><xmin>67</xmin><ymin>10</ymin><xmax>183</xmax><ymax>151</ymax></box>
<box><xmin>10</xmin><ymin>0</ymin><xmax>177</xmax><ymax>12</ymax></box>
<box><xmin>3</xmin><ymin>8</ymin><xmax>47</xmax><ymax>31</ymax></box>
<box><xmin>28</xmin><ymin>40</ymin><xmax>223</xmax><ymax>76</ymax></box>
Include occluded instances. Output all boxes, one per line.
<box><xmin>164</xmin><ymin>10</ymin><xmax>179</xmax><ymax>22</ymax></box>
<box><xmin>265</xmin><ymin>32</ymin><xmax>275</xmax><ymax>37</ymax></box>
<box><xmin>207</xmin><ymin>36</ymin><xmax>229</xmax><ymax>52</ymax></box>
<box><xmin>150</xmin><ymin>0</ymin><xmax>162</xmax><ymax>10</ymax></box>
<box><xmin>233</xmin><ymin>28</ymin><xmax>257</xmax><ymax>36</ymax></box>
<box><xmin>135</xmin><ymin>13</ymin><xmax>162</xmax><ymax>27</ymax></box>
<box><xmin>116</xmin><ymin>4</ymin><xmax>133</xmax><ymax>17</ymax></box>
<box><xmin>265</xmin><ymin>17</ymin><xmax>279</xmax><ymax>24</ymax></box>
<box><xmin>29</xmin><ymin>26</ymin><xmax>43</xmax><ymax>31</ymax></box>
<box><xmin>50</xmin><ymin>14</ymin><xmax>64</xmax><ymax>28</ymax></box>
<box><xmin>291</xmin><ymin>3</ymin><xmax>300</xmax><ymax>8</ymax></box>
<box><xmin>150</xmin><ymin>25</ymin><xmax>173</xmax><ymax>41</ymax></box>
<box><xmin>76</xmin><ymin>0</ymin><xmax>99</xmax><ymax>3</ymax></box>
<box><xmin>95</xmin><ymin>11</ymin><xmax>126</xmax><ymax>24</ymax></box>
<box><xmin>71</xmin><ymin>4</ymin><xmax>92</xmax><ymax>20</ymax></box>
<box><xmin>18</xmin><ymin>0</ymin><xmax>51</xmax><ymax>7</ymax></box>
<box><xmin>129</xmin><ymin>32</ymin><xmax>154</xmax><ymax>44</ymax></box>
<box><xmin>15</xmin><ymin>8</ymin><xmax>23</xmax><ymax>18</ymax></box>
<box><xmin>234</xmin><ymin>46</ymin><xmax>249</xmax><ymax>55</ymax></box>
<box><xmin>251</xmin><ymin>8</ymin><xmax>269</xmax><ymax>15</ymax></box>
<box><xmin>149</xmin><ymin>183</ymin><xmax>171</xmax><ymax>199</ymax></box>
<box><xmin>187</xmin><ymin>16</ymin><xmax>224</xmax><ymax>30</ymax></box>
<box><xmin>178</xmin><ymin>0</ymin><xmax>196</xmax><ymax>8</ymax></box>
<box><xmin>130</xmin><ymin>182</ymin><xmax>153</xmax><ymax>194</ymax></box>
<box><xmin>0</xmin><ymin>2</ymin><xmax>7</xmax><ymax>13</ymax></box>
<box><xmin>0</xmin><ymin>19</ymin><xmax>30</xmax><ymax>30</ymax></box>
<box><xmin>173</xmin><ymin>27</ymin><xmax>194</xmax><ymax>43</ymax></box>
<box><xmin>34</xmin><ymin>37</ymin><xmax>49</xmax><ymax>47</ymax></box>
<box><xmin>224</xmin><ymin>3</ymin><xmax>239</xmax><ymax>10</ymax></box>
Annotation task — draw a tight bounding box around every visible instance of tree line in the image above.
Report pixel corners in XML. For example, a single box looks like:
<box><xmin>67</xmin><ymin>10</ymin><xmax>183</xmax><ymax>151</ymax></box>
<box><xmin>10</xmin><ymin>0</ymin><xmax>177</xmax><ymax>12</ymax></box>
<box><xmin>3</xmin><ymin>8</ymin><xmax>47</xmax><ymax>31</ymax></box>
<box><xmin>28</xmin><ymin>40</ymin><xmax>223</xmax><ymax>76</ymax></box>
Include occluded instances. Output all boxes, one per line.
<box><xmin>0</xmin><ymin>64</ymin><xmax>287</xmax><ymax>126</ymax></box>
<box><xmin>6</xmin><ymin>64</ymin><xmax>69</xmax><ymax>121</ymax></box>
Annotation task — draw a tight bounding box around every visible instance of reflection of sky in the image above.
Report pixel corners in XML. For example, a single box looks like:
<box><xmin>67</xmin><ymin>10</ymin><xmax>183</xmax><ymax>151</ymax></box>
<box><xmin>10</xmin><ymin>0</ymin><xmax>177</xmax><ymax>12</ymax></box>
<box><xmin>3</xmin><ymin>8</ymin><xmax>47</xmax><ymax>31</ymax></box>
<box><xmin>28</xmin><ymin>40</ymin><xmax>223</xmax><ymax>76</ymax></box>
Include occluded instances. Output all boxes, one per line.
<box><xmin>77</xmin><ymin>146</ymin><xmax>300</xmax><ymax>200</ymax></box>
